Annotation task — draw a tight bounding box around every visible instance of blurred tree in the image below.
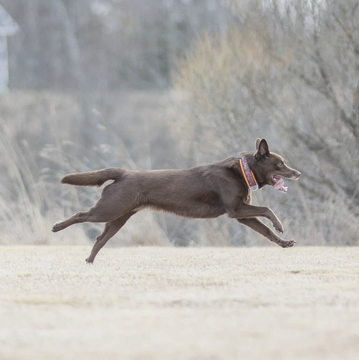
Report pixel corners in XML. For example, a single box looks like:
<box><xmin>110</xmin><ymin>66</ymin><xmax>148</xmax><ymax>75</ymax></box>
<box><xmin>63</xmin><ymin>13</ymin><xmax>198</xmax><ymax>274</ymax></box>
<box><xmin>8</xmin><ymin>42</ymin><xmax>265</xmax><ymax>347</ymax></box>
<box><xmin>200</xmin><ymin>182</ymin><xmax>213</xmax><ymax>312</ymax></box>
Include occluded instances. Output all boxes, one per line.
<box><xmin>2</xmin><ymin>0</ymin><xmax>232</xmax><ymax>91</ymax></box>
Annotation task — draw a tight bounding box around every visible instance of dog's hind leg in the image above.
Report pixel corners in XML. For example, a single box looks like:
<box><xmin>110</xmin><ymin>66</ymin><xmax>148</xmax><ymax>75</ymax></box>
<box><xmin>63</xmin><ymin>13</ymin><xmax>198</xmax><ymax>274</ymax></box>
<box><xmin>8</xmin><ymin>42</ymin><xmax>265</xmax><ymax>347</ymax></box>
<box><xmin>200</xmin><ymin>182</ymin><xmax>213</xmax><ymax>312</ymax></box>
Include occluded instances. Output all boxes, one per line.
<box><xmin>52</xmin><ymin>197</ymin><xmax>136</xmax><ymax>233</ymax></box>
<box><xmin>237</xmin><ymin>218</ymin><xmax>295</xmax><ymax>248</ymax></box>
<box><xmin>51</xmin><ymin>207</ymin><xmax>114</xmax><ymax>232</ymax></box>
<box><xmin>52</xmin><ymin>210</ymin><xmax>93</xmax><ymax>232</ymax></box>
<box><xmin>86</xmin><ymin>212</ymin><xmax>136</xmax><ymax>264</ymax></box>
<box><xmin>52</xmin><ymin>181</ymin><xmax>138</xmax><ymax>233</ymax></box>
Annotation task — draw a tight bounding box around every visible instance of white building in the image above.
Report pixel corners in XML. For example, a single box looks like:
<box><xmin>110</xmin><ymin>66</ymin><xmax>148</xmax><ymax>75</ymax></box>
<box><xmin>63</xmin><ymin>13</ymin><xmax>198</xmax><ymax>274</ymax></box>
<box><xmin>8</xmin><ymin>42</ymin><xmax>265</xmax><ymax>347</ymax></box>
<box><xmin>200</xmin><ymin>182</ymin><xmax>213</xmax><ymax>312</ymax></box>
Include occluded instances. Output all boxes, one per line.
<box><xmin>0</xmin><ymin>5</ymin><xmax>19</xmax><ymax>92</ymax></box>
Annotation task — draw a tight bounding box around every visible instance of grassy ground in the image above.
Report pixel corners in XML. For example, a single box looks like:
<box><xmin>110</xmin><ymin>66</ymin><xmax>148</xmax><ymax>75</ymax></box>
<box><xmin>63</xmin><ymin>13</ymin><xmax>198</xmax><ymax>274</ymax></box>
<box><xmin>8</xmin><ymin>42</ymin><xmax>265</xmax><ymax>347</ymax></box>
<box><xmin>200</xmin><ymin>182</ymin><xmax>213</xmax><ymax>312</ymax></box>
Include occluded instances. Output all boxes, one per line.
<box><xmin>1</xmin><ymin>246</ymin><xmax>359</xmax><ymax>360</ymax></box>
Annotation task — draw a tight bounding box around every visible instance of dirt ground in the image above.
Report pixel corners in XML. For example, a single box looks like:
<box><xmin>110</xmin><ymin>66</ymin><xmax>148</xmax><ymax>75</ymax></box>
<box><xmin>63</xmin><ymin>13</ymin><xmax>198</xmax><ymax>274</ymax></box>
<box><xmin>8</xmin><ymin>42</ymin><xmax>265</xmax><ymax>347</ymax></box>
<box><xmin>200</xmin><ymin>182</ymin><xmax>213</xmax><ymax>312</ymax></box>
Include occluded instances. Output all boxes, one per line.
<box><xmin>1</xmin><ymin>246</ymin><xmax>359</xmax><ymax>360</ymax></box>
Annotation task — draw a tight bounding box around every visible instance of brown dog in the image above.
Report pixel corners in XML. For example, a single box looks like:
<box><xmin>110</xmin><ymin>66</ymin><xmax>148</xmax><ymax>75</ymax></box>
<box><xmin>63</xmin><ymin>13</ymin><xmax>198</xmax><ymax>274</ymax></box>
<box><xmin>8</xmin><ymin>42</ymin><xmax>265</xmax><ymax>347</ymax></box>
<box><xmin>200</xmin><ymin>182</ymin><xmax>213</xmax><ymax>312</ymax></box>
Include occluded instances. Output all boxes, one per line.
<box><xmin>52</xmin><ymin>139</ymin><xmax>301</xmax><ymax>263</ymax></box>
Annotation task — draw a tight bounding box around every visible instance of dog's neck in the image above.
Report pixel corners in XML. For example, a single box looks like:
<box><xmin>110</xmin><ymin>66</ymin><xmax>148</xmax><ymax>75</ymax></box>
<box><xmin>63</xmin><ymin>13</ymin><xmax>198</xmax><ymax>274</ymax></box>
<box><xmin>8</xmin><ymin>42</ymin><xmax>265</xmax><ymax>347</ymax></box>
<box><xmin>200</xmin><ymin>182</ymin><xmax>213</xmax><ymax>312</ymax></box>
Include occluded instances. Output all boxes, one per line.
<box><xmin>239</xmin><ymin>156</ymin><xmax>258</xmax><ymax>191</ymax></box>
<box><xmin>239</xmin><ymin>153</ymin><xmax>266</xmax><ymax>190</ymax></box>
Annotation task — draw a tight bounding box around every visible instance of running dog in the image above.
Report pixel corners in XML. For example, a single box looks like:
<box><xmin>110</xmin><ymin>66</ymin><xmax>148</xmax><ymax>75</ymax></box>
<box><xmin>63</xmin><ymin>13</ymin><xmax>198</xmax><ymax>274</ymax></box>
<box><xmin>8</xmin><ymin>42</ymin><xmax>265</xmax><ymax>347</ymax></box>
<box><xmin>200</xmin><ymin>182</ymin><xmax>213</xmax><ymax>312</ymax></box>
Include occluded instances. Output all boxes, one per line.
<box><xmin>52</xmin><ymin>139</ymin><xmax>301</xmax><ymax>263</ymax></box>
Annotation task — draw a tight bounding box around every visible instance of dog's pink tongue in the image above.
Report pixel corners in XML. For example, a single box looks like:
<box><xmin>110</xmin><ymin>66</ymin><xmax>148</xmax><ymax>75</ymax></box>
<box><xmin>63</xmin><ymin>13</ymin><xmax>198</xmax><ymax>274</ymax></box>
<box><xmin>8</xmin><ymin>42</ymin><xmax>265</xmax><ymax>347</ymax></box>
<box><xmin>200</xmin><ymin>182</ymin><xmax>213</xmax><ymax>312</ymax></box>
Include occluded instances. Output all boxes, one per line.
<box><xmin>274</xmin><ymin>178</ymin><xmax>288</xmax><ymax>192</ymax></box>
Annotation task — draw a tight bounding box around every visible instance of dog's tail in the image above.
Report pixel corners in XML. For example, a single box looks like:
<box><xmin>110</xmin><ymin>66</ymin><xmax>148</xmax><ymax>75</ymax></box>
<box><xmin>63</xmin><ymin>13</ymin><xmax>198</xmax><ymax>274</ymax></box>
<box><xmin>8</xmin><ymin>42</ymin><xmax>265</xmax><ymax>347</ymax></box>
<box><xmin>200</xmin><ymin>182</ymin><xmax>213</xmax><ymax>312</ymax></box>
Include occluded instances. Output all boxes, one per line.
<box><xmin>61</xmin><ymin>168</ymin><xmax>125</xmax><ymax>187</ymax></box>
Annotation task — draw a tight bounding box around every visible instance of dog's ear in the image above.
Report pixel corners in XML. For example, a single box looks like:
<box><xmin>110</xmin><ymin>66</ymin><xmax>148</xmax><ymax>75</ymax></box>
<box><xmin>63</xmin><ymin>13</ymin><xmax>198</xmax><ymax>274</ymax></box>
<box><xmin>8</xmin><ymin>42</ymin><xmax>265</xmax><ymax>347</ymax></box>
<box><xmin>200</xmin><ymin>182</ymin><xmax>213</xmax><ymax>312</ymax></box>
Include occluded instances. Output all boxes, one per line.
<box><xmin>255</xmin><ymin>139</ymin><xmax>270</xmax><ymax>159</ymax></box>
<box><xmin>255</xmin><ymin>138</ymin><xmax>261</xmax><ymax>150</ymax></box>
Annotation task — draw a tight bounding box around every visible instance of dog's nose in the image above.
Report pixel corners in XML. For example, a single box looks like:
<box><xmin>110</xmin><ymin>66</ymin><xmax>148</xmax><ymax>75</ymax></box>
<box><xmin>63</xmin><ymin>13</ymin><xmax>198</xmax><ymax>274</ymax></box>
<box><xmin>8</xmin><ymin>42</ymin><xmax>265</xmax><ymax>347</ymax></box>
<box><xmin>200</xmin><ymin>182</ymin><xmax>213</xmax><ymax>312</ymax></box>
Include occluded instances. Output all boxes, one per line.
<box><xmin>296</xmin><ymin>171</ymin><xmax>301</xmax><ymax>179</ymax></box>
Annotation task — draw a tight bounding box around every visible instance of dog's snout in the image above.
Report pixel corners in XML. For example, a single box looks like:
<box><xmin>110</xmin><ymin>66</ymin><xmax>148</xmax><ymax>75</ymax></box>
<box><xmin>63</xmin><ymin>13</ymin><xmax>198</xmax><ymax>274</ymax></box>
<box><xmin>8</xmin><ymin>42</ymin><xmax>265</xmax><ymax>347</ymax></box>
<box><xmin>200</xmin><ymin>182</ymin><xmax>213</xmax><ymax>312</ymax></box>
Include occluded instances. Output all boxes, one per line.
<box><xmin>295</xmin><ymin>171</ymin><xmax>301</xmax><ymax>179</ymax></box>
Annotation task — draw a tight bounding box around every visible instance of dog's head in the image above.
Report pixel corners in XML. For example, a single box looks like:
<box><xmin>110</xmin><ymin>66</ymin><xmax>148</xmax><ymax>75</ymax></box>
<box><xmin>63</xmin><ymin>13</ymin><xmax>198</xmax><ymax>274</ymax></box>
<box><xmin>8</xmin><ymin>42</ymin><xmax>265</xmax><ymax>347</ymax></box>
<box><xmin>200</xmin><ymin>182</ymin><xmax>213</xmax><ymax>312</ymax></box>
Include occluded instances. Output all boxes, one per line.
<box><xmin>250</xmin><ymin>138</ymin><xmax>301</xmax><ymax>192</ymax></box>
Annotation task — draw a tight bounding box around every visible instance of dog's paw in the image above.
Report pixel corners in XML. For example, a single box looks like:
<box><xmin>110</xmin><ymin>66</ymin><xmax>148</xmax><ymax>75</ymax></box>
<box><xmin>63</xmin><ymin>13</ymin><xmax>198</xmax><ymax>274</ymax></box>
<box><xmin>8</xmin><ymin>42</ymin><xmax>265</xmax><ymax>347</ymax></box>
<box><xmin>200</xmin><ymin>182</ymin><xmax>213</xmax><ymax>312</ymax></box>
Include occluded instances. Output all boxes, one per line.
<box><xmin>85</xmin><ymin>257</ymin><xmax>94</xmax><ymax>264</ymax></box>
<box><xmin>52</xmin><ymin>222</ymin><xmax>62</xmax><ymax>232</ymax></box>
<box><xmin>278</xmin><ymin>240</ymin><xmax>296</xmax><ymax>248</ymax></box>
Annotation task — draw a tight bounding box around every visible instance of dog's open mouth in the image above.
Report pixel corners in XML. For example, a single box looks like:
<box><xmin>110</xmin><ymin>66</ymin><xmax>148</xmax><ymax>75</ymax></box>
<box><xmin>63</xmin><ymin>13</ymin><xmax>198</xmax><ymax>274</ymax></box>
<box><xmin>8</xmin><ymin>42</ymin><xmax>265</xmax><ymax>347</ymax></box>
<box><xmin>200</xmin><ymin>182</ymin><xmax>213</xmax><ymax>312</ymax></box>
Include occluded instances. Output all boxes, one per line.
<box><xmin>273</xmin><ymin>175</ymin><xmax>288</xmax><ymax>193</ymax></box>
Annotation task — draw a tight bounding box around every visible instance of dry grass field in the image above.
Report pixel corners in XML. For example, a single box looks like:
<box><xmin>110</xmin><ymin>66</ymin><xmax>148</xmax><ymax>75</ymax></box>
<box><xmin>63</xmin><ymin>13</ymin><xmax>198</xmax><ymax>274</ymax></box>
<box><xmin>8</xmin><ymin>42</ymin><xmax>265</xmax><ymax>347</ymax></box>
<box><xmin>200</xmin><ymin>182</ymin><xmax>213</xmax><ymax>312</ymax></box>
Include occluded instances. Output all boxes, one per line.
<box><xmin>1</xmin><ymin>246</ymin><xmax>359</xmax><ymax>360</ymax></box>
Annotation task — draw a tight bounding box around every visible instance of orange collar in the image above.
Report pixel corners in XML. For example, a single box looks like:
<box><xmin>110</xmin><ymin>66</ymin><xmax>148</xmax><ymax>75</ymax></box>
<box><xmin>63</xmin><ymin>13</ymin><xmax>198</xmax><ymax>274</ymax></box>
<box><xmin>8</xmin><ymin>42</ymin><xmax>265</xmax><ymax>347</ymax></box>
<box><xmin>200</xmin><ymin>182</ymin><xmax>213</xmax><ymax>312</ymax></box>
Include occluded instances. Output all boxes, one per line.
<box><xmin>239</xmin><ymin>157</ymin><xmax>258</xmax><ymax>191</ymax></box>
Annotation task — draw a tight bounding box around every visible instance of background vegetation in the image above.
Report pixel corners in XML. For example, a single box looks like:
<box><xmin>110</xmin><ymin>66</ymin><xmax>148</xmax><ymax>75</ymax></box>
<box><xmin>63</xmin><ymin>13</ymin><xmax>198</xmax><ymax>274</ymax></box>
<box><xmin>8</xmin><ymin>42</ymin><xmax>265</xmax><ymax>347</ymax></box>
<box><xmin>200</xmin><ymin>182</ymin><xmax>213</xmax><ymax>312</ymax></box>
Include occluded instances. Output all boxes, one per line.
<box><xmin>1</xmin><ymin>0</ymin><xmax>358</xmax><ymax>246</ymax></box>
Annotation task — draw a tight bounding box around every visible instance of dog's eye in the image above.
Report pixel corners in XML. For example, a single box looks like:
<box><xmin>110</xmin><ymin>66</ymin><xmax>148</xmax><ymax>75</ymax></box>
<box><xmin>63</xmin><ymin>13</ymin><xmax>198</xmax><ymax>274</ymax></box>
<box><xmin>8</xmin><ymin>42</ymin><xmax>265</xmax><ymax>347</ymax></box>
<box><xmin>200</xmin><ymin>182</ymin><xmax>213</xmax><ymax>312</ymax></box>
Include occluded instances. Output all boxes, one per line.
<box><xmin>278</xmin><ymin>162</ymin><xmax>284</xmax><ymax>167</ymax></box>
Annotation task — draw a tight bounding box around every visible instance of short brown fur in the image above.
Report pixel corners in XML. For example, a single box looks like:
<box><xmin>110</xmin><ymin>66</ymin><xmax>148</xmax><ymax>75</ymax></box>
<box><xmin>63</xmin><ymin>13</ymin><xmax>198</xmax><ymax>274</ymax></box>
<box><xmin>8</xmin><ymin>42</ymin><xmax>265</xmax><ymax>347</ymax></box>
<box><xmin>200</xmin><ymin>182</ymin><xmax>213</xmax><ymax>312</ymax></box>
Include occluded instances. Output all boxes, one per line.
<box><xmin>52</xmin><ymin>139</ymin><xmax>301</xmax><ymax>263</ymax></box>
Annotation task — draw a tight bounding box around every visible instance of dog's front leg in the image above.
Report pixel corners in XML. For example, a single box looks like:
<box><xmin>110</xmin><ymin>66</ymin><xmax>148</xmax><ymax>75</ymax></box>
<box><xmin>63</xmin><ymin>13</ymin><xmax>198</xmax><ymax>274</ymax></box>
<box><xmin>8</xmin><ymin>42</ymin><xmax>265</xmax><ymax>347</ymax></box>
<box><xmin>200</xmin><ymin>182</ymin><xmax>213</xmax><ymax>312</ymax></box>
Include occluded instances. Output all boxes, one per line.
<box><xmin>228</xmin><ymin>204</ymin><xmax>283</xmax><ymax>233</ymax></box>
<box><xmin>237</xmin><ymin>218</ymin><xmax>295</xmax><ymax>248</ymax></box>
